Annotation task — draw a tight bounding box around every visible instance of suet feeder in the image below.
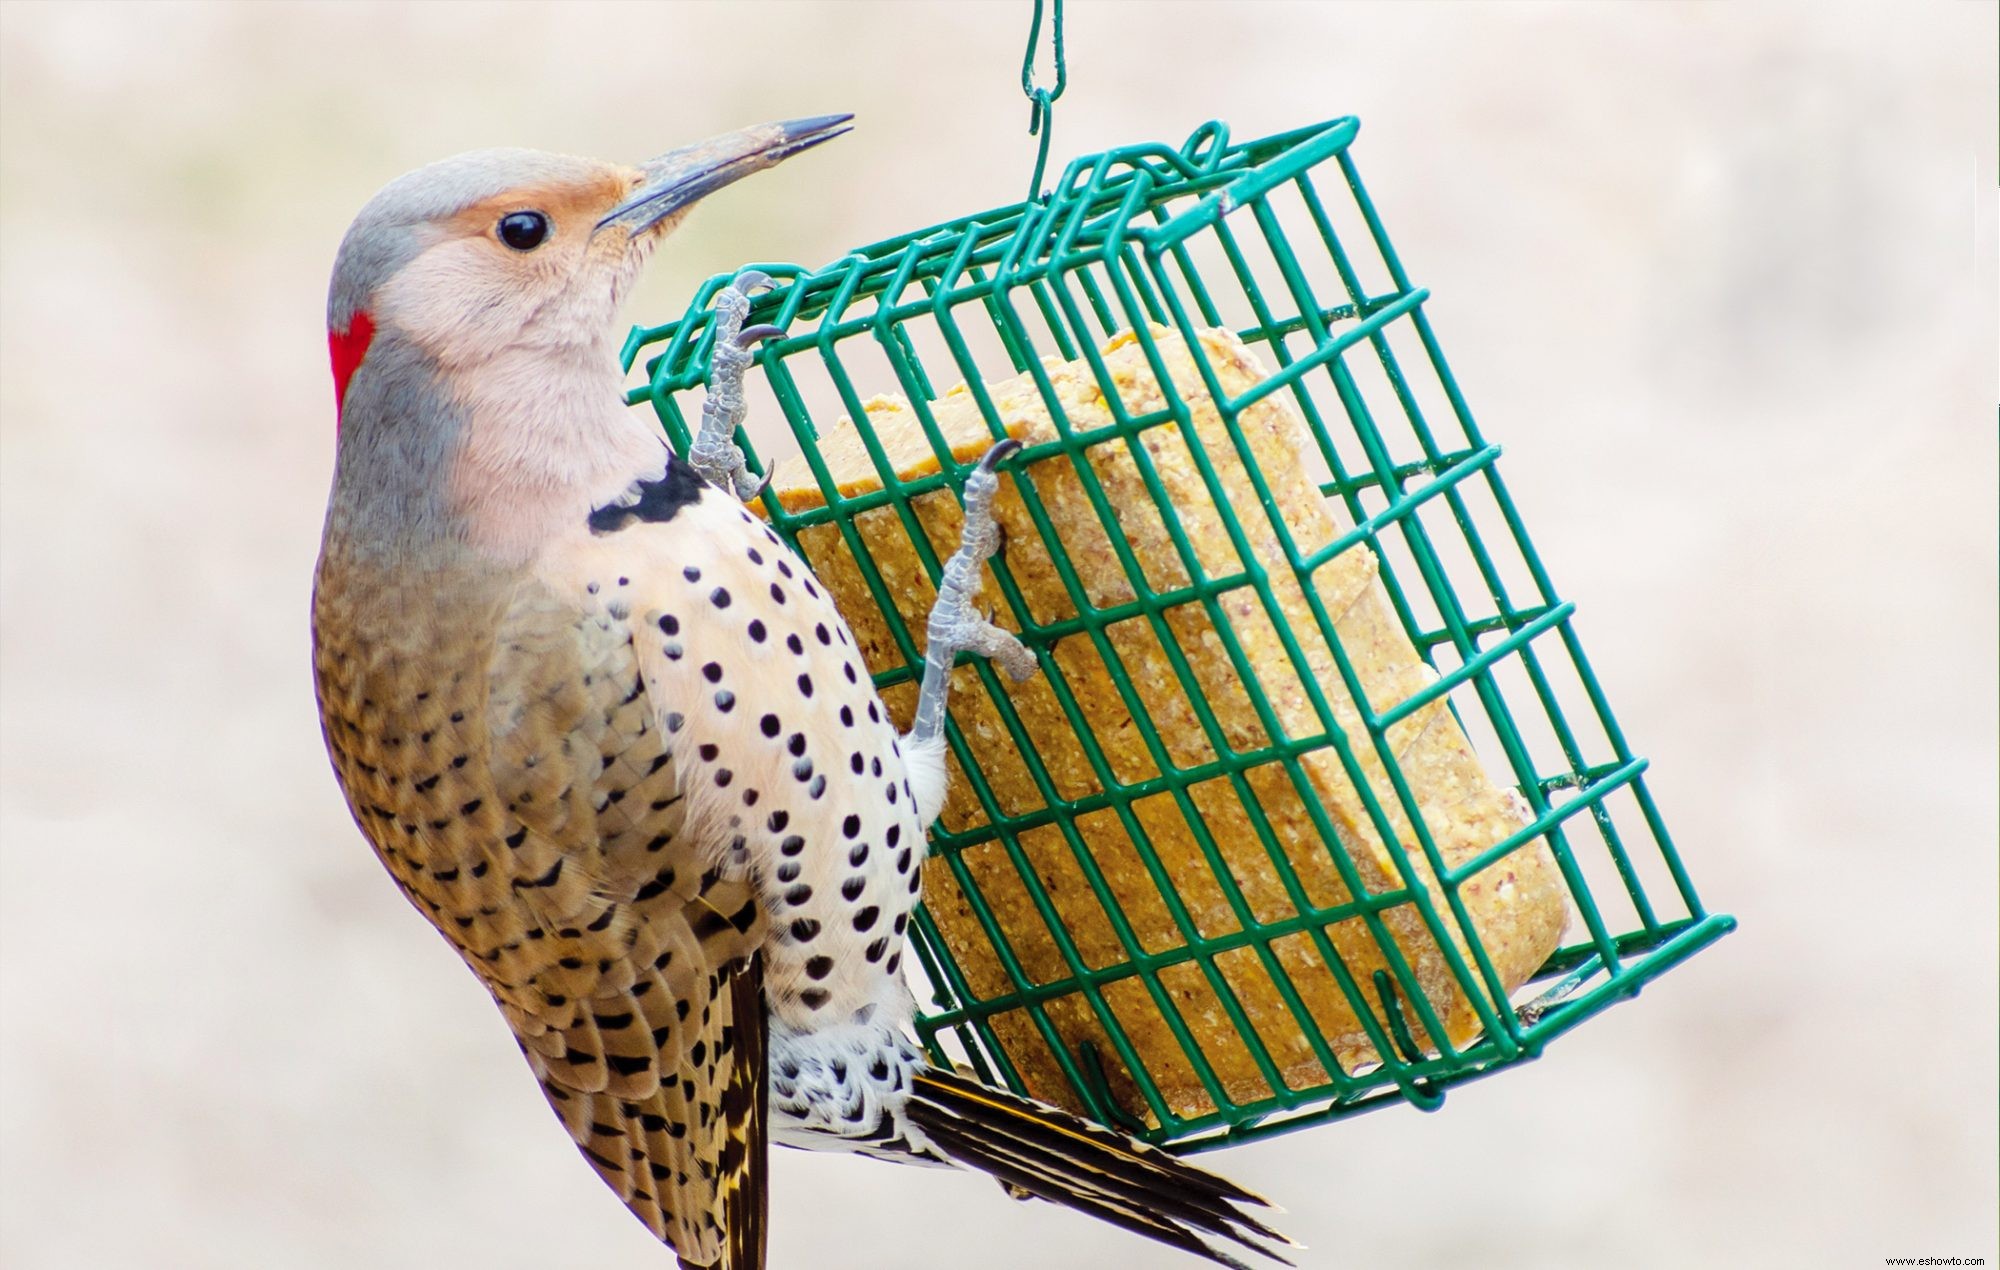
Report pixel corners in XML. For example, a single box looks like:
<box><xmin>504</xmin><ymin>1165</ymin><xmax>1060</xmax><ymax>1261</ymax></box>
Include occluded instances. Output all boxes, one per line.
<box><xmin>621</xmin><ymin>115</ymin><xmax>1735</xmax><ymax>1152</ymax></box>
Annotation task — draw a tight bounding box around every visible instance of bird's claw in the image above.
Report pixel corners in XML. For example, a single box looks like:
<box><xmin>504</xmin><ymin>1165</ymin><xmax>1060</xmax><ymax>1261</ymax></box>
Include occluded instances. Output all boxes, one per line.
<box><xmin>977</xmin><ymin>437</ymin><xmax>1023</xmax><ymax>473</ymax></box>
<box><xmin>931</xmin><ymin>597</ymin><xmax>1039</xmax><ymax>685</ymax></box>
<box><xmin>908</xmin><ymin>441</ymin><xmax>1037</xmax><ymax>745</ymax></box>
<box><xmin>693</xmin><ymin>271</ymin><xmax>784</xmax><ymax>502</ymax></box>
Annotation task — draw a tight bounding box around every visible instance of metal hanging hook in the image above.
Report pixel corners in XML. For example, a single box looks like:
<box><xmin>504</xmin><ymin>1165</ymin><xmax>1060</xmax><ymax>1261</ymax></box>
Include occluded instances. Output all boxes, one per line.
<box><xmin>1020</xmin><ymin>0</ymin><xmax>1067</xmax><ymax>200</ymax></box>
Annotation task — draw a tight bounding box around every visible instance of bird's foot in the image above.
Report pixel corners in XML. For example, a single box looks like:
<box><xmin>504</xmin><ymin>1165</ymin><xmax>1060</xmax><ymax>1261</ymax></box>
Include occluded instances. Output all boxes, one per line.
<box><xmin>692</xmin><ymin>269</ymin><xmax>781</xmax><ymax>502</ymax></box>
<box><xmin>909</xmin><ymin>441</ymin><xmax>1037</xmax><ymax>745</ymax></box>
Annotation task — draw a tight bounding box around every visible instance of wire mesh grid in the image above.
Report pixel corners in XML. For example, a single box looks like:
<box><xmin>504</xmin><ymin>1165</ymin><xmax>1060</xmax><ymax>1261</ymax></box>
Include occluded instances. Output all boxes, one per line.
<box><xmin>621</xmin><ymin>117</ymin><xmax>1735</xmax><ymax>1153</ymax></box>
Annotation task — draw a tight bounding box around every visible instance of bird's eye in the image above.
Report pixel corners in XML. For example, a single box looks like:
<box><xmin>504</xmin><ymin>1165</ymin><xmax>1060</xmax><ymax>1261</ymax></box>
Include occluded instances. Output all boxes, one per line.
<box><xmin>498</xmin><ymin>211</ymin><xmax>550</xmax><ymax>251</ymax></box>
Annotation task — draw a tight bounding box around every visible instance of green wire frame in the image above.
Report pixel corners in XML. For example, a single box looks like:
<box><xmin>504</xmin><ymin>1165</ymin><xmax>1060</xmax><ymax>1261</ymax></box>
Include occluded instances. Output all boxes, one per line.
<box><xmin>621</xmin><ymin>117</ymin><xmax>1736</xmax><ymax>1154</ymax></box>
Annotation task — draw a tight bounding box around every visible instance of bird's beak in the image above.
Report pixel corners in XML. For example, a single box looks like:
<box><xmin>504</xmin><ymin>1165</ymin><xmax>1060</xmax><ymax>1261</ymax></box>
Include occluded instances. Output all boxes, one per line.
<box><xmin>596</xmin><ymin>114</ymin><xmax>853</xmax><ymax>238</ymax></box>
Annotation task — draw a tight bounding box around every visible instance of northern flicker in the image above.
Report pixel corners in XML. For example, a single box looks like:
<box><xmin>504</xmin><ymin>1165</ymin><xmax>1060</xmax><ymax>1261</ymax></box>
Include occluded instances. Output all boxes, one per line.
<box><xmin>312</xmin><ymin>117</ymin><xmax>1291</xmax><ymax>1269</ymax></box>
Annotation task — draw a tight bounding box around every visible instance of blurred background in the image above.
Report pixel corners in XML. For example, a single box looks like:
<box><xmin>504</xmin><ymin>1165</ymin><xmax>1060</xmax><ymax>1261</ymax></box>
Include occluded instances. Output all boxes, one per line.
<box><xmin>1</xmin><ymin>2</ymin><xmax>1993</xmax><ymax>1266</ymax></box>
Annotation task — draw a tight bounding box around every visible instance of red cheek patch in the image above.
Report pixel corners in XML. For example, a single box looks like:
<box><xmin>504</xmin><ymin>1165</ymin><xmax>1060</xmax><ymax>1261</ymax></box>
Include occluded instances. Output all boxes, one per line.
<box><xmin>328</xmin><ymin>310</ymin><xmax>376</xmax><ymax>422</ymax></box>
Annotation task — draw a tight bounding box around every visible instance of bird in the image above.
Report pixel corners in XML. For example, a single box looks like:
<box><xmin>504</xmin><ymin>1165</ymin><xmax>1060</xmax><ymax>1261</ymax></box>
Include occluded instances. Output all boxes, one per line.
<box><xmin>311</xmin><ymin>115</ymin><xmax>1292</xmax><ymax>1270</ymax></box>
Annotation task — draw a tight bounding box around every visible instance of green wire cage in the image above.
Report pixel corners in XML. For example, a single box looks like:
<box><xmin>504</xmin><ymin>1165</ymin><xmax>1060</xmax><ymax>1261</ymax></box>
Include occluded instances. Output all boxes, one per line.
<box><xmin>621</xmin><ymin>116</ymin><xmax>1735</xmax><ymax>1153</ymax></box>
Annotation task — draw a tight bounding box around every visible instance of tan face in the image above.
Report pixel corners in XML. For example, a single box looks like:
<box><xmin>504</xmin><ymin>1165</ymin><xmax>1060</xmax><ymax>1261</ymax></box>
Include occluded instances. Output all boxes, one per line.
<box><xmin>338</xmin><ymin>118</ymin><xmax>849</xmax><ymax>383</ymax></box>
<box><xmin>375</xmin><ymin>165</ymin><xmax>654</xmax><ymax>369</ymax></box>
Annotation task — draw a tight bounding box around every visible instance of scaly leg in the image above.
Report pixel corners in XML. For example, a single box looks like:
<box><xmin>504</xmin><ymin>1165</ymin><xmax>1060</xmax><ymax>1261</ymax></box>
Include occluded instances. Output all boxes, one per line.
<box><xmin>909</xmin><ymin>440</ymin><xmax>1039</xmax><ymax>747</ymax></box>
<box><xmin>691</xmin><ymin>269</ymin><xmax>783</xmax><ymax>501</ymax></box>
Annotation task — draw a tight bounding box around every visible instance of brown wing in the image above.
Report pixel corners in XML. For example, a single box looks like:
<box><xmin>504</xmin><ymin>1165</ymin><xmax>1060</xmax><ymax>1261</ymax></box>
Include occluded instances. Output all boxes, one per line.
<box><xmin>313</xmin><ymin>562</ymin><xmax>765</xmax><ymax>1265</ymax></box>
<box><xmin>487</xmin><ymin>581</ymin><xmax>769</xmax><ymax>1264</ymax></box>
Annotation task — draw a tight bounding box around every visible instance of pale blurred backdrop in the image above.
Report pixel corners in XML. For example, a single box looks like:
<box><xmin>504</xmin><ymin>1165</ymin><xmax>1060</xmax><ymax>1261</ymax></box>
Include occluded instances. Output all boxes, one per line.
<box><xmin>1</xmin><ymin>2</ymin><xmax>1993</xmax><ymax>1267</ymax></box>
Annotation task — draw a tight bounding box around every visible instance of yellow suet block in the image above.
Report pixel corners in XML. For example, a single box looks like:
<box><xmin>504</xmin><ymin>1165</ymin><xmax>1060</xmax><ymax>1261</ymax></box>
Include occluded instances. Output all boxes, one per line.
<box><xmin>771</xmin><ymin>328</ymin><xmax>1568</xmax><ymax>1122</ymax></box>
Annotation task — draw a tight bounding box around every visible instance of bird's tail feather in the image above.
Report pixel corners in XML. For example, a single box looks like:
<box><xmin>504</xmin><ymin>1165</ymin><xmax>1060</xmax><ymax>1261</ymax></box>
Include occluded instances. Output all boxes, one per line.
<box><xmin>906</xmin><ymin>1067</ymin><xmax>1295</xmax><ymax>1268</ymax></box>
